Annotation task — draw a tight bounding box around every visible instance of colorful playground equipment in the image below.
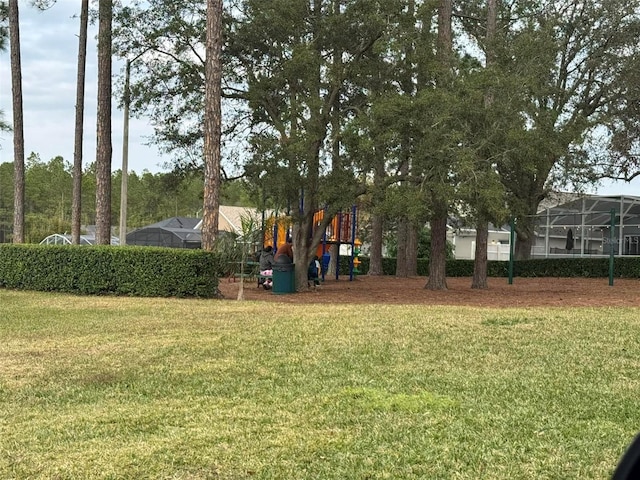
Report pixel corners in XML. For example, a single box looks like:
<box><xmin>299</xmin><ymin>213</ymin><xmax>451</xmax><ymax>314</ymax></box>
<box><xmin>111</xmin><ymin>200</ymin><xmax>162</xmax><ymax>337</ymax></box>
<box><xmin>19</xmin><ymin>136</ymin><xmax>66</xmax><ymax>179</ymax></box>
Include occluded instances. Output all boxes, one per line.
<box><xmin>262</xmin><ymin>215</ymin><xmax>291</xmax><ymax>251</ymax></box>
<box><xmin>353</xmin><ymin>238</ymin><xmax>362</xmax><ymax>275</ymax></box>
<box><xmin>314</xmin><ymin>206</ymin><xmax>361</xmax><ymax>281</ymax></box>
<box><xmin>262</xmin><ymin>206</ymin><xmax>361</xmax><ymax>281</ymax></box>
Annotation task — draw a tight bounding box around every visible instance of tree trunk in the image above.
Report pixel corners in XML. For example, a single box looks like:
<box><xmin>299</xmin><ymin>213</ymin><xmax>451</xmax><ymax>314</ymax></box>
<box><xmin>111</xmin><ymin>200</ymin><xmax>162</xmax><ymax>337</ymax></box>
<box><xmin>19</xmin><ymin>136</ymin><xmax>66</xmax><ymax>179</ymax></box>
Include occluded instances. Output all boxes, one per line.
<box><xmin>395</xmin><ymin>0</ymin><xmax>414</xmax><ymax>279</ymax></box>
<box><xmin>327</xmin><ymin>0</ymin><xmax>342</xmax><ymax>280</ymax></box>
<box><xmin>406</xmin><ymin>222</ymin><xmax>418</xmax><ymax>276</ymax></box>
<box><xmin>367</xmin><ymin>212</ymin><xmax>383</xmax><ymax>275</ymax></box>
<box><xmin>72</xmin><ymin>0</ymin><xmax>89</xmax><ymax>245</ymax></box>
<box><xmin>9</xmin><ymin>0</ymin><xmax>24</xmax><ymax>243</ymax></box>
<box><xmin>515</xmin><ymin>222</ymin><xmax>534</xmax><ymax>260</ymax></box>
<box><xmin>327</xmin><ymin>242</ymin><xmax>339</xmax><ymax>277</ymax></box>
<box><xmin>396</xmin><ymin>216</ymin><xmax>409</xmax><ymax>277</ymax></box>
<box><xmin>471</xmin><ymin>0</ymin><xmax>497</xmax><ymax>285</ymax></box>
<box><xmin>425</xmin><ymin>208</ymin><xmax>448</xmax><ymax>290</ymax></box>
<box><xmin>201</xmin><ymin>0</ymin><xmax>223</xmax><ymax>251</ymax></box>
<box><xmin>368</xmin><ymin>153</ymin><xmax>386</xmax><ymax>276</ymax></box>
<box><xmin>293</xmin><ymin>225</ymin><xmax>309</xmax><ymax>291</ymax></box>
<box><xmin>486</xmin><ymin>0</ymin><xmax>497</xmax><ymax>69</ymax></box>
<box><xmin>330</xmin><ymin>0</ymin><xmax>342</xmax><ymax>171</ymax></box>
<box><xmin>95</xmin><ymin>0</ymin><xmax>112</xmax><ymax>245</ymax></box>
<box><xmin>436</xmin><ymin>0</ymin><xmax>452</xmax><ymax>69</ymax></box>
<box><xmin>425</xmin><ymin>0</ymin><xmax>452</xmax><ymax>290</ymax></box>
<box><xmin>293</xmin><ymin>209</ymin><xmax>321</xmax><ymax>291</ymax></box>
<box><xmin>472</xmin><ymin>221</ymin><xmax>489</xmax><ymax>289</ymax></box>
<box><xmin>236</xmin><ymin>273</ymin><xmax>245</xmax><ymax>300</ymax></box>
<box><xmin>471</xmin><ymin>212</ymin><xmax>492</xmax><ymax>285</ymax></box>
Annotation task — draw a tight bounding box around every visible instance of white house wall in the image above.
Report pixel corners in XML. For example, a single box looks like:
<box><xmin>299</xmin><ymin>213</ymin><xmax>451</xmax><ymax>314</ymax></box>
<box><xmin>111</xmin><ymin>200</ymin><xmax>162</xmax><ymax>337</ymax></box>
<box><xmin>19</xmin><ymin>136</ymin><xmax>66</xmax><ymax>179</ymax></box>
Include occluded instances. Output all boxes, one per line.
<box><xmin>448</xmin><ymin>230</ymin><xmax>511</xmax><ymax>260</ymax></box>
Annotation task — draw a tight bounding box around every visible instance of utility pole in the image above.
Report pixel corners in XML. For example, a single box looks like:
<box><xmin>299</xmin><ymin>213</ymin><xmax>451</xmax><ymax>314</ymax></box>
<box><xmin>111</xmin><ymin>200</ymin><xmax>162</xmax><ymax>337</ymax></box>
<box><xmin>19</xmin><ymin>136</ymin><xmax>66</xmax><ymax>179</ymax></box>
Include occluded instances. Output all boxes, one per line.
<box><xmin>119</xmin><ymin>58</ymin><xmax>131</xmax><ymax>245</ymax></box>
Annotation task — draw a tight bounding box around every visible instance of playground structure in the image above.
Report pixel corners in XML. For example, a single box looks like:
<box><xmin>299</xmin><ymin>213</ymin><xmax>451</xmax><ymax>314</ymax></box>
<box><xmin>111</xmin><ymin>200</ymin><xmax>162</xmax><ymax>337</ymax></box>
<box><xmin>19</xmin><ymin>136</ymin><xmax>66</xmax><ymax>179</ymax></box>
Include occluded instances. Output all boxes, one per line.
<box><xmin>262</xmin><ymin>206</ymin><xmax>362</xmax><ymax>281</ymax></box>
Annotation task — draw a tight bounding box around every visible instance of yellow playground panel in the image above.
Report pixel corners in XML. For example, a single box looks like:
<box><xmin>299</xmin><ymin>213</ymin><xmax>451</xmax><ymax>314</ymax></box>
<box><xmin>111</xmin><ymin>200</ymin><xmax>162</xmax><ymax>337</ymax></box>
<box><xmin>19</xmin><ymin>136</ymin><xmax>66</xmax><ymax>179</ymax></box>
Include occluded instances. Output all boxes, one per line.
<box><xmin>262</xmin><ymin>215</ymin><xmax>292</xmax><ymax>250</ymax></box>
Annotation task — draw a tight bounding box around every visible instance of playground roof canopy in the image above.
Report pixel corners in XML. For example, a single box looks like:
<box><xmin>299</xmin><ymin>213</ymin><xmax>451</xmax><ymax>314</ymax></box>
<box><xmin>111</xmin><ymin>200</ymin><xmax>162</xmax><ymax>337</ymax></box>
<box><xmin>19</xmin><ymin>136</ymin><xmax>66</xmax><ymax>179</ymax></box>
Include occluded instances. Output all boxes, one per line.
<box><xmin>537</xmin><ymin>195</ymin><xmax>640</xmax><ymax>227</ymax></box>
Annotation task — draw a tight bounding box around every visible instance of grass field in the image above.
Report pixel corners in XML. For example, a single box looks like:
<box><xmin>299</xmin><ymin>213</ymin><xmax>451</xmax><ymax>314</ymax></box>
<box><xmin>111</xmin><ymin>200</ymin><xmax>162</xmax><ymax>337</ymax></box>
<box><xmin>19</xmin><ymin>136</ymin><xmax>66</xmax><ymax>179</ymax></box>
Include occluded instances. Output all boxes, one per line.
<box><xmin>1</xmin><ymin>290</ymin><xmax>639</xmax><ymax>479</ymax></box>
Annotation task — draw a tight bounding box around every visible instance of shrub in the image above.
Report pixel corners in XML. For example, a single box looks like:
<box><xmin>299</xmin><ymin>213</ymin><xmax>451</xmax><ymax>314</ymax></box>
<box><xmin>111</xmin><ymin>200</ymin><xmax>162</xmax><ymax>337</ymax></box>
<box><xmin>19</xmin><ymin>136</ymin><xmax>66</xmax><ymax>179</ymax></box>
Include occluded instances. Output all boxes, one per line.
<box><xmin>0</xmin><ymin>244</ymin><xmax>224</xmax><ymax>298</ymax></box>
<box><xmin>338</xmin><ymin>255</ymin><xmax>640</xmax><ymax>278</ymax></box>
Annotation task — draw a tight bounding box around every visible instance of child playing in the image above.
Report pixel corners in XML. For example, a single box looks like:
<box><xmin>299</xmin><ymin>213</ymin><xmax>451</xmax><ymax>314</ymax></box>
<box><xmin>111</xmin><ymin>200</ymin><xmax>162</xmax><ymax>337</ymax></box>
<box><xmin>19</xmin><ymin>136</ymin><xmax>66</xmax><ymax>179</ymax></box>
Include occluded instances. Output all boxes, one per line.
<box><xmin>307</xmin><ymin>255</ymin><xmax>321</xmax><ymax>288</ymax></box>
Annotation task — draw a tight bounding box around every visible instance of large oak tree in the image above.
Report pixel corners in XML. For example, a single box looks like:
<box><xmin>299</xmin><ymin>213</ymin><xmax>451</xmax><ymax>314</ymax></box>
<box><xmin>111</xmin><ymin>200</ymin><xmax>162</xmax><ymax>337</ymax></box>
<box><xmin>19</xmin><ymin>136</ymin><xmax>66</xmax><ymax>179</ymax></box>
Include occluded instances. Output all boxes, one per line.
<box><xmin>460</xmin><ymin>0</ymin><xmax>640</xmax><ymax>259</ymax></box>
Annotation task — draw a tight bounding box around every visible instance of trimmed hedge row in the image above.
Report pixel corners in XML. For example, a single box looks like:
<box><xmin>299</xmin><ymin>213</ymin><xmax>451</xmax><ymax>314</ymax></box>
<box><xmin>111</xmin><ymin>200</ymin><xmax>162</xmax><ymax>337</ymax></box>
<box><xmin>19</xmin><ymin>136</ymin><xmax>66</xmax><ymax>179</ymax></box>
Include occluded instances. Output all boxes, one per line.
<box><xmin>340</xmin><ymin>255</ymin><xmax>640</xmax><ymax>278</ymax></box>
<box><xmin>0</xmin><ymin>244</ymin><xmax>223</xmax><ymax>297</ymax></box>
<box><xmin>2</xmin><ymin>245</ymin><xmax>636</xmax><ymax>297</ymax></box>
<box><xmin>505</xmin><ymin>257</ymin><xmax>640</xmax><ymax>278</ymax></box>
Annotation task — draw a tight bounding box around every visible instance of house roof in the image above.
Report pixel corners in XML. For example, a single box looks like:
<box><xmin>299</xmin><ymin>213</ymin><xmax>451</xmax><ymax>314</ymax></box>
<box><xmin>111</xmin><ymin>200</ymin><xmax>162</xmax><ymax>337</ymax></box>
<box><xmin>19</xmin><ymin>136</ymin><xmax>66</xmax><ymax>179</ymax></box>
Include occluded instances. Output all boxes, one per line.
<box><xmin>537</xmin><ymin>191</ymin><xmax>582</xmax><ymax>212</ymax></box>
<box><xmin>146</xmin><ymin>217</ymin><xmax>201</xmax><ymax>230</ymax></box>
<box><xmin>219</xmin><ymin>205</ymin><xmax>262</xmax><ymax>234</ymax></box>
<box><xmin>132</xmin><ymin>207</ymin><xmax>273</xmax><ymax>245</ymax></box>
<box><xmin>194</xmin><ymin>206</ymin><xmax>264</xmax><ymax>234</ymax></box>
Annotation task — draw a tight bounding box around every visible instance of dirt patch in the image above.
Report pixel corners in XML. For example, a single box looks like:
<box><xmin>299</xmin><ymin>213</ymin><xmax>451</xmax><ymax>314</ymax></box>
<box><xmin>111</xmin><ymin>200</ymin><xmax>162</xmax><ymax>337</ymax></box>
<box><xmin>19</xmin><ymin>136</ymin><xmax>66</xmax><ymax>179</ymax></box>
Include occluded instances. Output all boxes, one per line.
<box><xmin>218</xmin><ymin>275</ymin><xmax>640</xmax><ymax>308</ymax></box>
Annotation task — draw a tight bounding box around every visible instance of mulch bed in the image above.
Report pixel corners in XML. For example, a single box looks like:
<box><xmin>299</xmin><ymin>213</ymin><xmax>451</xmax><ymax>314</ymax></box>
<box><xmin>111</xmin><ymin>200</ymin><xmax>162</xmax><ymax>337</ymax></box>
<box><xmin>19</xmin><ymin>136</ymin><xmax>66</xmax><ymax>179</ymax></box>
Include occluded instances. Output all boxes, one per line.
<box><xmin>218</xmin><ymin>275</ymin><xmax>640</xmax><ymax>307</ymax></box>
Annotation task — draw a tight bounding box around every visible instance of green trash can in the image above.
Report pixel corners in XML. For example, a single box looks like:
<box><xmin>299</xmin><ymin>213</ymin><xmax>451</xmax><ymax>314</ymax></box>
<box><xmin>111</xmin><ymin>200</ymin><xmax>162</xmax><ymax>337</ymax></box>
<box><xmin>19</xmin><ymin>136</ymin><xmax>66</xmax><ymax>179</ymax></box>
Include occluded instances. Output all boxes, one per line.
<box><xmin>272</xmin><ymin>256</ymin><xmax>296</xmax><ymax>294</ymax></box>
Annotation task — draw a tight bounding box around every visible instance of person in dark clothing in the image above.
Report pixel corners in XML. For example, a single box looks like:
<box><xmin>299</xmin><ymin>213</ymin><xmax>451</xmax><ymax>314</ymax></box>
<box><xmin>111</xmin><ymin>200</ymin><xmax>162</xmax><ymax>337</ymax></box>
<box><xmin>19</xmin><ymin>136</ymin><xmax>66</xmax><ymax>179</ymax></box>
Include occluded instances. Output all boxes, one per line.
<box><xmin>259</xmin><ymin>246</ymin><xmax>274</xmax><ymax>271</ymax></box>
<box><xmin>308</xmin><ymin>255</ymin><xmax>321</xmax><ymax>288</ymax></box>
<box><xmin>259</xmin><ymin>246</ymin><xmax>274</xmax><ymax>289</ymax></box>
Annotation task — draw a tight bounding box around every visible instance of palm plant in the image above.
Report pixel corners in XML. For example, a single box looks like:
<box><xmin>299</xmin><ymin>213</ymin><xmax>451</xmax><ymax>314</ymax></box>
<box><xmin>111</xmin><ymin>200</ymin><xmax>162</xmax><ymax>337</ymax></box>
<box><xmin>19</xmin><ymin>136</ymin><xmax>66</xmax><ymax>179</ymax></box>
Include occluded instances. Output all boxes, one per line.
<box><xmin>213</xmin><ymin>211</ymin><xmax>261</xmax><ymax>300</ymax></box>
<box><xmin>235</xmin><ymin>212</ymin><xmax>261</xmax><ymax>301</ymax></box>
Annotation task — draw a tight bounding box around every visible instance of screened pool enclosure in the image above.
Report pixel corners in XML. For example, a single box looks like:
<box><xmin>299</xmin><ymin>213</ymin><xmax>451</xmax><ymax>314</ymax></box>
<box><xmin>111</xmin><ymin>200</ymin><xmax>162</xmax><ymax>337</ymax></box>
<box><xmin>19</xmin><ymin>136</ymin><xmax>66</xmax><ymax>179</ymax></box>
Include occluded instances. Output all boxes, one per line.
<box><xmin>125</xmin><ymin>217</ymin><xmax>202</xmax><ymax>249</ymax></box>
<box><xmin>531</xmin><ymin>195</ymin><xmax>640</xmax><ymax>257</ymax></box>
<box><xmin>40</xmin><ymin>234</ymin><xmax>120</xmax><ymax>246</ymax></box>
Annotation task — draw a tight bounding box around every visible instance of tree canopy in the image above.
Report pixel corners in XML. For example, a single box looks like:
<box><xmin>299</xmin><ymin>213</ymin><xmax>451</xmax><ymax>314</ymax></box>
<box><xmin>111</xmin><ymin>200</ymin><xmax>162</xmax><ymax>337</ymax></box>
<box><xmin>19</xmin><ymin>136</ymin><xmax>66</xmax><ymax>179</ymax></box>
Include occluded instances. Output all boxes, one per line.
<box><xmin>0</xmin><ymin>156</ymin><xmax>254</xmax><ymax>244</ymax></box>
<box><xmin>6</xmin><ymin>0</ymin><xmax>640</xmax><ymax>271</ymax></box>
<box><xmin>107</xmin><ymin>0</ymin><xmax>640</xmax><ymax>272</ymax></box>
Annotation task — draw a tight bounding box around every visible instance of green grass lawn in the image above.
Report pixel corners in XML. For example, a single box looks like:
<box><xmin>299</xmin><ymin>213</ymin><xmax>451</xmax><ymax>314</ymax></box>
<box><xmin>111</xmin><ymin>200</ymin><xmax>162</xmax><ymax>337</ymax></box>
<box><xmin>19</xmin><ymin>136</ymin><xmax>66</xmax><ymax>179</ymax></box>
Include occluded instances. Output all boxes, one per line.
<box><xmin>1</xmin><ymin>290</ymin><xmax>639</xmax><ymax>479</ymax></box>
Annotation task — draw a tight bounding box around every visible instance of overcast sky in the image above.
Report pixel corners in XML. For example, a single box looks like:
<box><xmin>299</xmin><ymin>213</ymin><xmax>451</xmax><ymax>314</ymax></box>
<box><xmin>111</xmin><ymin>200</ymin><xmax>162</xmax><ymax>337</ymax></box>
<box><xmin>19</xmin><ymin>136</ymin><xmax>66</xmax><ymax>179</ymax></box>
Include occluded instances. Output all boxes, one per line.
<box><xmin>1</xmin><ymin>2</ymin><xmax>639</xmax><ymax>197</ymax></box>
<box><xmin>0</xmin><ymin>1</ymin><xmax>167</xmax><ymax>175</ymax></box>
